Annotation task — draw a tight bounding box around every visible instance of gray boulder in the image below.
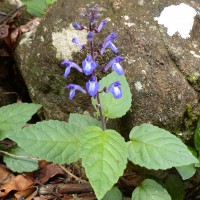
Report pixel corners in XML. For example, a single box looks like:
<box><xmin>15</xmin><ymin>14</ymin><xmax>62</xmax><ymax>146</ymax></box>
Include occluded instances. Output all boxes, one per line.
<box><xmin>15</xmin><ymin>0</ymin><xmax>200</xmax><ymax>133</ymax></box>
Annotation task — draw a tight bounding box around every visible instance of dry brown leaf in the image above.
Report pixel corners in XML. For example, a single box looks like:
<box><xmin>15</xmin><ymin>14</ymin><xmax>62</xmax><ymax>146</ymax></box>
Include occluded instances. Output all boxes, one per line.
<box><xmin>38</xmin><ymin>163</ymin><xmax>65</xmax><ymax>184</ymax></box>
<box><xmin>15</xmin><ymin>186</ymin><xmax>37</xmax><ymax>199</ymax></box>
<box><xmin>10</xmin><ymin>18</ymin><xmax>41</xmax><ymax>45</ymax></box>
<box><xmin>0</xmin><ymin>164</ymin><xmax>15</xmax><ymax>184</ymax></box>
<box><xmin>0</xmin><ymin>174</ymin><xmax>33</xmax><ymax>197</ymax></box>
<box><xmin>0</xmin><ymin>24</ymin><xmax>9</xmax><ymax>39</ymax></box>
<box><xmin>19</xmin><ymin>18</ymin><xmax>41</xmax><ymax>33</ymax></box>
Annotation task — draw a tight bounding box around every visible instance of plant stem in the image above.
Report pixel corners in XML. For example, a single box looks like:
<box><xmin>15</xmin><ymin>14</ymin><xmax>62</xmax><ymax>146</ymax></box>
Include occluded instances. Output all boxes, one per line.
<box><xmin>58</xmin><ymin>164</ymin><xmax>88</xmax><ymax>183</ymax></box>
<box><xmin>0</xmin><ymin>149</ymin><xmax>41</xmax><ymax>160</ymax></box>
<box><xmin>96</xmin><ymin>93</ymin><xmax>106</xmax><ymax>130</ymax></box>
<box><xmin>89</xmin><ymin>23</ymin><xmax>106</xmax><ymax>130</ymax></box>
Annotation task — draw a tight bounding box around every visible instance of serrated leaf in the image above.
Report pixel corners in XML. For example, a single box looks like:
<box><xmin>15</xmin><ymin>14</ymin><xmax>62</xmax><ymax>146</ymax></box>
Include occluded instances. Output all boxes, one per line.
<box><xmin>68</xmin><ymin>113</ymin><xmax>102</xmax><ymax>129</ymax></box>
<box><xmin>0</xmin><ymin>103</ymin><xmax>41</xmax><ymax>140</ymax></box>
<box><xmin>102</xmin><ymin>186</ymin><xmax>122</xmax><ymax>200</ymax></box>
<box><xmin>10</xmin><ymin>120</ymin><xmax>83</xmax><ymax>164</ymax></box>
<box><xmin>21</xmin><ymin>0</ymin><xmax>57</xmax><ymax>17</ymax></box>
<box><xmin>195</xmin><ymin>119</ymin><xmax>200</xmax><ymax>151</ymax></box>
<box><xmin>132</xmin><ymin>179</ymin><xmax>171</xmax><ymax>200</ymax></box>
<box><xmin>92</xmin><ymin>72</ymin><xmax>132</xmax><ymax>119</ymax></box>
<box><xmin>128</xmin><ymin>124</ymin><xmax>198</xmax><ymax>170</ymax></box>
<box><xmin>3</xmin><ymin>146</ymin><xmax>38</xmax><ymax>173</ymax></box>
<box><xmin>80</xmin><ymin>126</ymin><xmax>128</xmax><ymax>200</ymax></box>
<box><xmin>165</xmin><ymin>175</ymin><xmax>184</xmax><ymax>200</ymax></box>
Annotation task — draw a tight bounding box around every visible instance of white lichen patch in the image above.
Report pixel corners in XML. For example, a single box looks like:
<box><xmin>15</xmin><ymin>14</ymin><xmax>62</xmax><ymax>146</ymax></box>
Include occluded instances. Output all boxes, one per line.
<box><xmin>154</xmin><ymin>3</ymin><xmax>197</xmax><ymax>39</ymax></box>
<box><xmin>124</xmin><ymin>22</ymin><xmax>135</xmax><ymax>27</ymax></box>
<box><xmin>43</xmin><ymin>27</ymin><xmax>47</xmax><ymax>32</ymax></box>
<box><xmin>138</xmin><ymin>0</ymin><xmax>145</xmax><ymax>6</ymax></box>
<box><xmin>122</xmin><ymin>15</ymin><xmax>135</xmax><ymax>27</ymax></box>
<box><xmin>194</xmin><ymin>72</ymin><xmax>200</xmax><ymax>78</ymax></box>
<box><xmin>19</xmin><ymin>31</ymin><xmax>35</xmax><ymax>45</ymax></box>
<box><xmin>113</xmin><ymin>1</ymin><xmax>123</xmax><ymax>9</ymax></box>
<box><xmin>105</xmin><ymin>17</ymin><xmax>111</xmax><ymax>22</ymax></box>
<box><xmin>141</xmin><ymin>70</ymin><xmax>147</xmax><ymax>75</ymax></box>
<box><xmin>40</xmin><ymin>36</ymin><xmax>44</xmax><ymax>42</ymax></box>
<box><xmin>52</xmin><ymin>24</ymin><xmax>88</xmax><ymax>60</ymax></box>
<box><xmin>190</xmin><ymin>50</ymin><xmax>200</xmax><ymax>58</ymax></box>
<box><xmin>124</xmin><ymin>15</ymin><xmax>130</xmax><ymax>20</ymax></box>
<box><xmin>135</xmin><ymin>81</ymin><xmax>143</xmax><ymax>91</ymax></box>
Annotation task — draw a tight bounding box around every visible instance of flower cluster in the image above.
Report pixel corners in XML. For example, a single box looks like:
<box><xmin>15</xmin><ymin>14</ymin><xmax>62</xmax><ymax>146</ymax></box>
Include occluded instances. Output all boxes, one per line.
<box><xmin>61</xmin><ymin>4</ymin><xmax>124</xmax><ymax>101</ymax></box>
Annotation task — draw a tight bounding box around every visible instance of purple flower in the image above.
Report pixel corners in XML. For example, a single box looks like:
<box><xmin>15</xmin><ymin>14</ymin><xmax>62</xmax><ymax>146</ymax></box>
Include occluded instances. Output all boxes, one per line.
<box><xmin>87</xmin><ymin>32</ymin><xmax>94</xmax><ymax>41</ymax></box>
<box><xmin>66</xmin><ymin>84</ymin><xmax>86</xmax><ymax>100</ymax></box>
<box><xmin>72</xmin><ymin>37</ymin><xmax>83</xmax><ymax>49</ymax></box>
<box><xmin>106</xmin><ymin>81</ymin><xmax>122</xmax><ymax>98</ymax></box>
<box><xmin>108</xmin><ymin>42</ymin><xmax>118</xmax><ymax>53</ymax></box>
<box><xmin>89</xmin><ymin>13</ymin><xmax>102</xmax><ymax>22</ymax></box>
<box><xmin>86</xmin><ymin>76</ymin><xmax>100</xmax><ymax>96</ymax></box>
<box><xmin>61</xmin><ymin>60</ymin><xmax>83</xmax><ymax>78</ymax></box>
<box><xmin>82</xmin><ymin>54</ymin><xmax>98</xmax><ymax>75</ymax></box>
<box><xmin>100</xmin><ymin>32</ymin><xmax>118</xmax><ymax>55</ymax></box>
<box><xmin>72</xmin><ymin>22</ymin><xmax>83</xmax><ymax>30</ymax></box>
<box><xmin>97</xmin><ymin>20</ymin><xmax>106</xmax><ymax>32</ymax></box>
<box><xmin>88</xmin><ymin>4</ymin><xmax>102</xmax><ymax>21</ymax></box>
<box><xmin>104</xmin><ymin>56</ymin><xmax>124</xmax><ymax>75</ymax></box>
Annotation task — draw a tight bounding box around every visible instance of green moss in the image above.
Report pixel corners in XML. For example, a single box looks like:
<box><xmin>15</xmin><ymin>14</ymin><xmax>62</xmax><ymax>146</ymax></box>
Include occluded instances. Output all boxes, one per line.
<box><xmin>185</xmin><ymin>104</ymin><xmax>200</xmax><ymax>130</ymax></box>
<box><xmin>189</xmin><ymin>73</ymin><xmax>198</xmax><ymax>82</ymax></box>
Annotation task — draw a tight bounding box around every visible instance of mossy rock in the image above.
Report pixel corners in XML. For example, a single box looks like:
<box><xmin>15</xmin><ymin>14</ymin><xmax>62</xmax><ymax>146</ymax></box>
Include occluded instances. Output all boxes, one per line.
<box><xmin>15</xmin><ymin>0</ymin><xmax>200</xmax><ymax>134</ymax></box>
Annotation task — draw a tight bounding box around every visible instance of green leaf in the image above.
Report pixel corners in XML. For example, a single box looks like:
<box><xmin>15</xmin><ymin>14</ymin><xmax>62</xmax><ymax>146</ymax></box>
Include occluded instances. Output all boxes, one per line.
<box><xmin>176</xmin><ymin>164</ymin><xmax>196</xmax><ymax>180</ymax></box>
<box><xmin>176</xmin><ymin>146</ymin><xmax>197</xmax><ymax>180</ymax></box>
<box><xmin>3</xmin><ymin>146</ymin><xmax>38</xmax><ymax>173</ymax></box>
<box><xmin>165</xmin><ymin>175</ymin><xmax>184</xmax><ymax>200</ymax></box>
<box><xmin>21</xmin><ymin>0</ymin><xmax>57</xmax><ymax>17</ymax></box>
<box><xmin>68</xmin><ymin>113</ymin><xmax>102</xmax><ymax>129</ymax></box>
<box><xmin>132</xmin><ymin>179</ymin><xmax>171</xmax><ymax>200</ymax></box>
<box><xmin>10</xmin><ymin>120</ymin><xmax>83</xmax><ymax>164</ymax></box>
<box><xmin>80</xmin><ymin>126</ymin><xmax>128</xmax><ymax>200</ymax></box>
<box><xmin>102</xmin><ymin>186</ymin><xmax>122</xmax><ymax>200</ymax></box>
<box><xmin>195</xmin><ymin>157</ymin><xmax>200</xmax><ymax>168</ymax></box>
<box><xmin>195</xmin><ymin>119</ymin><xmax>200</xmax><ymax>151</ymax></box>
<box><xmin>0</xmin><ymin>103</ymin><xmax>41</xmax><ymax>140</ymax></box>
<box><xmin>127</xmin><ymin>124</ymin><xmax>198</xmax><ymax>170</ymax></box>
<box><xmin>92</xmin><ymin>72</ymin><xmax>132</xmax><ymax>119</ymax></box>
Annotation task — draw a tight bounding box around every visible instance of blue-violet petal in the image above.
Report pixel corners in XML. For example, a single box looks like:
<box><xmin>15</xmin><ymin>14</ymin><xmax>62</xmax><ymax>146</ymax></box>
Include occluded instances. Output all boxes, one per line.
<box><xmin>97</xmin><ymin>20</ymin><xmax>107</xmax><ymax>32</ymax></box>
<box><xmin>106</xmin><ymin>81</ymin><xmax>122</xmax><ymax>98</ymax></box>
<box><xmin>82</xmin><ymin>55</ymin><xmax>98</xmax><ymax>75</ymax></box>
<box><xmin>72</xmin><ymin>22</ymin><xmax>83</xmax><ymax>30</ymax></box>
<box><xmin>86</xmin><ymin>76</ymin><xmax>100</xmax><ymax>96</ymax></box>
<box><xmin>66</xmin><ymin>84</ymin><xmax>86</xmax><ymax>100</ymax></box>
<box><xmin>87</xmin><ymin>32</ymin><xmax>94</xmax><ymax>41</ymax></box>
<box><xmin>104</xmin><ymin>56</ymin><xmax>124</xmax><ymax>75</ymax></box>
<box><xmin>100</xmin><ymin>32</ymin><xmax>118</xmax><ymax>55</ymax></box>
<box><xmin>72</xmin><ymin>37</ymin><xmax>83</xmax><ymax>49</ymax></box>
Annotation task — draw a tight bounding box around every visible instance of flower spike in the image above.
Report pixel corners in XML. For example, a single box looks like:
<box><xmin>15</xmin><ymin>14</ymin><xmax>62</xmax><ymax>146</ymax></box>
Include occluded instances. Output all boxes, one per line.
<box><xmin>86</xmin><ymin>76</ymin><xmax>100</xmax><ymax>96</ymax></box>
<box><xmin>82</xmin><ymin>54</ymin><xmax>98</xmax><ymax>75</ymax></box>
<box><xmin>66</xmin><ymin>84</ymin><xmax>86</xmax><ymax>100</ymax></box>
<box><xmin>61</xmin><ymin>60</ymin><xmax>83</xmax><ymax>78</ymax></box>
<box><xmin>106</xmin><ymin>81</ymin><xmax>122</xmax><ymax>99</ymax></box>
<box><xmin>104</xmin><ymin>56</ymin><xmax>124</xmax><ymax>75</ymax></box>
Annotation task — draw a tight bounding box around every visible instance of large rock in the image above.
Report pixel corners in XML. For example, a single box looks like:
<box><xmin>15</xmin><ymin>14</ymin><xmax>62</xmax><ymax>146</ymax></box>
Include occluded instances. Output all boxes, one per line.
<box><xmin>15</xmin><ymin>0</ymin><xmax>200</xmax><ymax>133</ymax></box>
